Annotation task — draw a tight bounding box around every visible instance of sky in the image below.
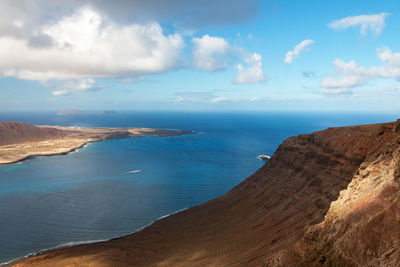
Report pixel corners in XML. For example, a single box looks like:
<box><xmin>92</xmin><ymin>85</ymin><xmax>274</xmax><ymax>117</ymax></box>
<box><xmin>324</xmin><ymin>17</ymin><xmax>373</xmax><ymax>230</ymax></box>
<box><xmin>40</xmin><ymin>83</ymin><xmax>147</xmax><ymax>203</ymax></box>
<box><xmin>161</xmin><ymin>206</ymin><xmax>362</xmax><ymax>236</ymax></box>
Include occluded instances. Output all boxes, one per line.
<box><xmin>0</xmin><ymin>0</ymin><xmax>400</xmax><ymax>112</ymax></box>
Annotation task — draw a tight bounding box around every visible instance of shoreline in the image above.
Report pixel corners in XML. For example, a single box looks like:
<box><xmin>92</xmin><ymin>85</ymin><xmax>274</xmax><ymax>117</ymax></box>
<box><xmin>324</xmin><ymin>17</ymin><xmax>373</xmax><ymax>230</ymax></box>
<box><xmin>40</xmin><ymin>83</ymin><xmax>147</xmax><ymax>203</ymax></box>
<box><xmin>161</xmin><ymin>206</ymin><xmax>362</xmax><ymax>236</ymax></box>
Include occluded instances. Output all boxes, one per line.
<box><xmin>0</xmin><ymin>239</ymin><xmax>108</xmax><ymax>267</ymax></box>
<box><xmin>0</xmin><ymin>140</ymin><xmax>92</xmax><ymax>165</ymax></box>
<box><xmin>5</xmin><ymin>120</ymin><xmax>400</xmax><ymax>266</ymax></box>
<box><xmin>0</xmin><ymin>123</ymin><xmax>195</xmax><ymax>165</ymax></box>
<box><xmin>1</xmin><ymin>208</ymin><xmax>188</xmax><ymax>266</ymax></box>
<box><xmin>0</xmin><ymin>122</ymin><xmax>195</xmax><ymax>265</ymax></box>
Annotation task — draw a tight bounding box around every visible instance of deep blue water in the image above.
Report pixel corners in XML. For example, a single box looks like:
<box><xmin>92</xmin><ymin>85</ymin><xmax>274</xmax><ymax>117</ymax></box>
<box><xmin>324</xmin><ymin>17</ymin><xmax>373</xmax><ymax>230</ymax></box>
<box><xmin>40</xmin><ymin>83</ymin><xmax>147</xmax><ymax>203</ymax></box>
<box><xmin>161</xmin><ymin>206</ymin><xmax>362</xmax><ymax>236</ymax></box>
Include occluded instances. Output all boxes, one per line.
<box><xmin>0</xmin><ymin>111</ymin><xmax>399</xmax><ymax>263</ymax></box>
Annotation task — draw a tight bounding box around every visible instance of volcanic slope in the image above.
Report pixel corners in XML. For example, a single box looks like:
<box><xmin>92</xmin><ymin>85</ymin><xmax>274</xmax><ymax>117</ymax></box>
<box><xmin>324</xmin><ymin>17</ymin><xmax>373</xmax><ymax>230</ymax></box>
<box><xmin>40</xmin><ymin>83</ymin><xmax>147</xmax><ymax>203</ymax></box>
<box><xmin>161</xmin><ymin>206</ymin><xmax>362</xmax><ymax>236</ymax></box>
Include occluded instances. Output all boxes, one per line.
<box><xmin>13</xmin><ymin>120</ymin><xmax>400</xmax><ymax>267</ymax></box>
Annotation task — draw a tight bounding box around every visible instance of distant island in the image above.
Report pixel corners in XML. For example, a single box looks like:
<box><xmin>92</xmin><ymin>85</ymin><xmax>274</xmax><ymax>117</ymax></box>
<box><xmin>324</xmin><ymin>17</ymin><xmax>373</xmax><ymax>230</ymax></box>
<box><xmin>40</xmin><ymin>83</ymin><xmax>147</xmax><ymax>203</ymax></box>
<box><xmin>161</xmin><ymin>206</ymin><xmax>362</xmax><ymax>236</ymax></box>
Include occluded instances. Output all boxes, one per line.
<box><xmin>0</xmin><ymin>122</ymin><xmax>193</xmax><ymax>164</ymax></box>
<box><xmin>9</xmin><ymin>119</ymin><xmax>400</xmax><ymax>266</ymax></box>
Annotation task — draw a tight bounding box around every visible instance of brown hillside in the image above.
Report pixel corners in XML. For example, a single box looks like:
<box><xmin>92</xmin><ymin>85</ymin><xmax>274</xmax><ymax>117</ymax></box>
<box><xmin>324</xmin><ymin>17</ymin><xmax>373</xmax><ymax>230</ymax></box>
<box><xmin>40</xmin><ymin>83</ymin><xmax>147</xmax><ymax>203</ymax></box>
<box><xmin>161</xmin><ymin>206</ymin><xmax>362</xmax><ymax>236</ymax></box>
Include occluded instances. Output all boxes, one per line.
<box><xmin>0</xmin><ymin>122</ymin><xmax>67</xmax><ymax>145</ymax></box>
<box><xmin>13</xmin><ymin>120</ymin><xmax>400</xmax><ymax>267</ymax></box>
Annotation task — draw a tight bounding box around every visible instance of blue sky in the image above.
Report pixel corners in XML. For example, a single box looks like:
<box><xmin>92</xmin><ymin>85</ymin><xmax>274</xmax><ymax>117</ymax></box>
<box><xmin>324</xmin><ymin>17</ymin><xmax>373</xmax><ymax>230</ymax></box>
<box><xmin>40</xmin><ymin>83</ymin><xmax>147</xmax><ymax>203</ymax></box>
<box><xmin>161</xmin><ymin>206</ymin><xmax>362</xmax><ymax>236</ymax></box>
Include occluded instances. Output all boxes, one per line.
<box><xmin>0</xmin><ymin>0</ymin><xmax>399</xmax><ymax>111</ymax></box>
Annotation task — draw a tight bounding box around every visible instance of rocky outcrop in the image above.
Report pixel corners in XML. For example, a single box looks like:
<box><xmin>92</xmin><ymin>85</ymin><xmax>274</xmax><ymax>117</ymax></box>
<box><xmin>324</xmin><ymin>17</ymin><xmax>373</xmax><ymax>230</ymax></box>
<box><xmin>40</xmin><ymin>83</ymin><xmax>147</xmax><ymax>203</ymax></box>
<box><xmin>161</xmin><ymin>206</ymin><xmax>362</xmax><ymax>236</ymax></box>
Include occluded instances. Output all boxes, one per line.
<box><xmin>12</xmin><ymin>120</ymin><xmax>400</xmax><ymax>267</ymax></box>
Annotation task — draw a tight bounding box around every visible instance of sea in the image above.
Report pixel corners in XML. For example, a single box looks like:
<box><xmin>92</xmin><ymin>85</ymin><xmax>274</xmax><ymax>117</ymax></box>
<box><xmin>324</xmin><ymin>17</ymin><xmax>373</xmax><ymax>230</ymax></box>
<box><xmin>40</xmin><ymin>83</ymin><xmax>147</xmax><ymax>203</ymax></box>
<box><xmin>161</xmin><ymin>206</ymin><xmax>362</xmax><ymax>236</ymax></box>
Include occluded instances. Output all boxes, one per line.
<box><xmin>0</xmin><ymin>111</ymin><xmax>398</xmax><ymax>263</ymax></box>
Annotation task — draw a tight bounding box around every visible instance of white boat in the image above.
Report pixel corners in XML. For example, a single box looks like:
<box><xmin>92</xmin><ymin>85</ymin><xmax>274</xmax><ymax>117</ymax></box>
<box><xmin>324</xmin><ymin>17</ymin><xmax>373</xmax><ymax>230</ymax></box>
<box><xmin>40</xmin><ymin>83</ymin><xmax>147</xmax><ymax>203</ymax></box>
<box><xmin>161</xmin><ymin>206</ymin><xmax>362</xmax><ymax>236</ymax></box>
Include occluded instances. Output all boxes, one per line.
<box><xmin>258</xmin><ymin>154</ymin><xmax>271</xmax><ymax>160</ymax></box>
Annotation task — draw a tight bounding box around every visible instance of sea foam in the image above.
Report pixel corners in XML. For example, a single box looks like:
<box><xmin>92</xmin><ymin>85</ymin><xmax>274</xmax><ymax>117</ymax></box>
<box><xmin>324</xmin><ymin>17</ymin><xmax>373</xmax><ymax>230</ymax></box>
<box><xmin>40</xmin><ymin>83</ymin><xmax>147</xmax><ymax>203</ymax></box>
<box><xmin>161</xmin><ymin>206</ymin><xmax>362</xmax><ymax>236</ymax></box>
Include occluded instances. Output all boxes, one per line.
<box><xmin>1</xmin><ymin>208</ymin><xmax>187</xmax><ymax>266</ymax></box>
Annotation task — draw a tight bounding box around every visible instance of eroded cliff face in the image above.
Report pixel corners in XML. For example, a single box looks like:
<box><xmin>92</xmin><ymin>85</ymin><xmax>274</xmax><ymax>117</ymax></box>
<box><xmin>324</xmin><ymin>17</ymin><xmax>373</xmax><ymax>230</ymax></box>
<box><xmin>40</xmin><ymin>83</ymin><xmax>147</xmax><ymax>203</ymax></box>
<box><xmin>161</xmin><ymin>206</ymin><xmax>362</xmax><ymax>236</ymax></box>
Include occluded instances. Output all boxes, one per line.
<box><xmin>266</xmin><ymin>121</ymin><xmax>400</xmax><ymax>266</ymax></box>
<box><xmin>13</xmin><ymin>120</ymin><xmax>400</xmax><ymax>267</ymax></box>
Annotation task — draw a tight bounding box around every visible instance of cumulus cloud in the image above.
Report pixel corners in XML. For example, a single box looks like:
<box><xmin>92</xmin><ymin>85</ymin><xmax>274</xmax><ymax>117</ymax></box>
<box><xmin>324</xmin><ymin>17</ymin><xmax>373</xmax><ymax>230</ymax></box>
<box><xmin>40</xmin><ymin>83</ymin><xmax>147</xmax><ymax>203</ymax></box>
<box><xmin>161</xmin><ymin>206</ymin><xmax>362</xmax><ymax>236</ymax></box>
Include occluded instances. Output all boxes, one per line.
<box><xmin>321</xmin><ymin>70</ymin><xmax>368</xmax><ymax>89</ymax></box>
<box><xmin>0</xmin><ymin>1</ymin><xmax>265</xmax><ymax>94</ymax></box>
<box><xmin>0</xmin><ymin>7</ymin><xmax>184</xmax><ymax>81</ymax></box>
<box><xmin>377</xmin><ymin>47</ymin><xmax>400</xmax><ymax>66</ymax></box>
<box><xmin>321</xmin><ymin>47</ymin><xmax>400</xmax><ymax>94</ymax></box>
<box><xmin>329</xmin><ymin>13</ymin><xmax>389</xmax><ymax>37</ymax></box>
<box><xmin>192</xmin><ymin>35</ymin><xmax>232</xmax><ymax>71</ymax></box>
<box><xmin>191</xmin><ymin>34</ymin><xmax>266</xmax><ymax>84</ymax></box>
<box><xmin>49</xmin><ymin>78</ymin><xmax>102</xmax><ymax>96</ymax></box>
<box><xmin>234</xmin><ymin>52</ymin><xmax>266</xmax><ymax>84</ymax></box>
<box><xmin>284</xmin><ymin>39</ymin><xmax>314</xmax><ymax>64</ymax></box>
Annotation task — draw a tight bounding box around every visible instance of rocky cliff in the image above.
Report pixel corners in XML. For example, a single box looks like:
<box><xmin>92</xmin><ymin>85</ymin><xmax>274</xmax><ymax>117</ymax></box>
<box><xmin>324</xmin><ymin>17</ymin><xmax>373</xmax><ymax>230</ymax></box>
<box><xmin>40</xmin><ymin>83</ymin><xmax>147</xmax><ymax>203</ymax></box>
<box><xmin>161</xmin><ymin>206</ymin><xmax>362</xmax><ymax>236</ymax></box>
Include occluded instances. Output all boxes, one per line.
<box><xmin>12</xmin><ymin>120</ymin><xmax>400</xmax><ymax>267</ymax></box>
<box><xmin>266</xmin><ymin>121</ymin><xmax>400</xmax><ymax>266</ymax></box>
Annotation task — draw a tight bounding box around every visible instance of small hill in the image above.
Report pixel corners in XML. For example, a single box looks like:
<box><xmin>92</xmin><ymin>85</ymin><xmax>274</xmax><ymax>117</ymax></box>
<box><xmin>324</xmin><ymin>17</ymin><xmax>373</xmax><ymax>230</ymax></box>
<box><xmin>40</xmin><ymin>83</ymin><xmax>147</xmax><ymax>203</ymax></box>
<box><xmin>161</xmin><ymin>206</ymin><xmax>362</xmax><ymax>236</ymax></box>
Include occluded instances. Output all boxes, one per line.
<box><xmin>0</xmin><ymin>122</ymin><xmax>66</xmax><ymax>146</ymax></box>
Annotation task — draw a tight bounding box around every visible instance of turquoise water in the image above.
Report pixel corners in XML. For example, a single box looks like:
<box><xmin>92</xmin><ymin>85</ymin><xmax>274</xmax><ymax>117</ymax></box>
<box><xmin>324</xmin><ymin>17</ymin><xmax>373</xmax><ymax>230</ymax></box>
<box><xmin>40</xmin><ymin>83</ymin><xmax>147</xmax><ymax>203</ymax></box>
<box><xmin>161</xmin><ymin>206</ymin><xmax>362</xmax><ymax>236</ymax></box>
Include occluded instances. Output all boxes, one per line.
<box><xmin>0</xmin><ymin>111</ymin><xmax>398</xmax><ymax>263</ymax></box>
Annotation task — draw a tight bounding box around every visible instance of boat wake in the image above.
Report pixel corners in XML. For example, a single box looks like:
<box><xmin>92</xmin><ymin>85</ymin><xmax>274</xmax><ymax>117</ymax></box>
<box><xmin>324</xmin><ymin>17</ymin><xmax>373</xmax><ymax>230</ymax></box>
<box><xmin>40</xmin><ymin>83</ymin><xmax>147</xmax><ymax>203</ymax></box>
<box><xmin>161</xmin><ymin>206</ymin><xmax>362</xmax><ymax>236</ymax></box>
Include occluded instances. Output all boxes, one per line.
<box><xmin>127</xmin><ymin>169</ymin><xmax>142</xmax><ymax>174</ymax></box>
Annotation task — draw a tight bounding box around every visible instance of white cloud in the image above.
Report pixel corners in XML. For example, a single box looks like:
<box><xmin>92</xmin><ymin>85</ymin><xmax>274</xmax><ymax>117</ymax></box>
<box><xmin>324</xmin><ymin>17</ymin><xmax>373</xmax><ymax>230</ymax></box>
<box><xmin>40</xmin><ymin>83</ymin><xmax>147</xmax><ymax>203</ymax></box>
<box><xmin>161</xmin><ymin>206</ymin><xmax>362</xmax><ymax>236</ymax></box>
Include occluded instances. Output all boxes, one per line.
<box><xmin>320</xmin><ymin>88</ymin><xmax>352</xmax><ymax>95</ymax></box>
<box><xmin>284</xmin><ymin>39</ymin><xmax>314</xmax><ymax>64</ymax></box>
<box><xmin>0</xmin><ymin>3</ymin><xmax>266</xmax><ymax>92</ymax></box>
<box><xmin>172</xmin><ymin>91</ymin><xmax>229</xmax><ymax>103</ymax></box>
<box><xmin>210</xmin><ymin>96</ymin><xmax>228</xmax><ymax>103</ymax></box>
<box><xmin>191</xmin><ymin>34</ymin><xmax>265</xmax><ymax>84</ymax></box>
<box><xmin>377</xmin><ymin>47</ymin><xmax>400</xmax><ymax>67</ymax></box>
<box><xmin>173</xmin><ymin>96</ymin><xmax>185</xmax><ymax>103</ymax></box>
<box><xmin>234</xmin><ymin>52</ymin><xmax>266</xmax><ymax>84</ymax></box>
<box><xmin>321</xmin><ymin>47</ymin><xmax>400</xmax><ymax>94</ymax></box>
<box><xmin>250</xmin><ymin>96</ymin><xmax>260</xmax><ymax>101</ymax></box>
<box><xmin>173</xmin><ymin>91</ymin><xmax>216</xmax><ymax>102</ymax></box>
<box><xmin>0</xmin><ymin>6</ymin><xmax>184</xmax><ymax>81</ymax></box>
<box><xmin>328</xmin><ymin>13</ymin><xmax>389</xmax><ymax>37</ymax></box>
<box><xmin>49</xmin><ymin>78</ymin><xmax>102</xmax><ymax>96</ymax></box>
<box><xmin>321</xmin><ymin>73</ymin><xmax>367</xmax><ymax>89</ymax></box>
<box><xmin>191</xmin><ymin>35</ymin><xmax>232</xmax><ymax>71</ymax></box>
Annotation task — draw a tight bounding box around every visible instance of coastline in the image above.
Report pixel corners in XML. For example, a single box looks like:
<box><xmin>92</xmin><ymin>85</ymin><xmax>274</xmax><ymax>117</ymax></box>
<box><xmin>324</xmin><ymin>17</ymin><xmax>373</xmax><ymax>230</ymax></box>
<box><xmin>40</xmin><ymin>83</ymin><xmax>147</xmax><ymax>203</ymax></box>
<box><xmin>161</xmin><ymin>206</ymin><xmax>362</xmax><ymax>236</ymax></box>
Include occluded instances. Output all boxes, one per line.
<box><xmin>2</xmin><ymin>208</ymin><xmax>188</xmax><ymax>266</ymax></box>
<box><xmin>0</xmin><ymin>124</ymin><xmax>194</xmax><ymax>165</ymax></box>
<box><xmin>0</xmin><ymin>239</ymin><xmax>108</xmax><ymax>267</ymax></box>
<box><xmin>10</xmin><ymin>120</ymin><xmax>400</xmax><ymax>266</ymax></box>
<box><xmin>0</xmin><ymin>140</ymin><xmax>92</xmax><ymax>165</ymax></box>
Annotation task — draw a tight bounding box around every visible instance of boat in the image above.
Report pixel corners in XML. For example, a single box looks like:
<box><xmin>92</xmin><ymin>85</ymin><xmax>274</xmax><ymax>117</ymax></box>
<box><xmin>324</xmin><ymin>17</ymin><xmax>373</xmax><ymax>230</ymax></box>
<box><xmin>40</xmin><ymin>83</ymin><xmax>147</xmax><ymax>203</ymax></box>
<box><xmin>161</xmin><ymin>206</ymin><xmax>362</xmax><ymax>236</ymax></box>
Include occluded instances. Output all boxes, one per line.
<box><xmin>258</xmin><ymin>154</ymin><xmax>271</xmax><ymax>160</ymax></box>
